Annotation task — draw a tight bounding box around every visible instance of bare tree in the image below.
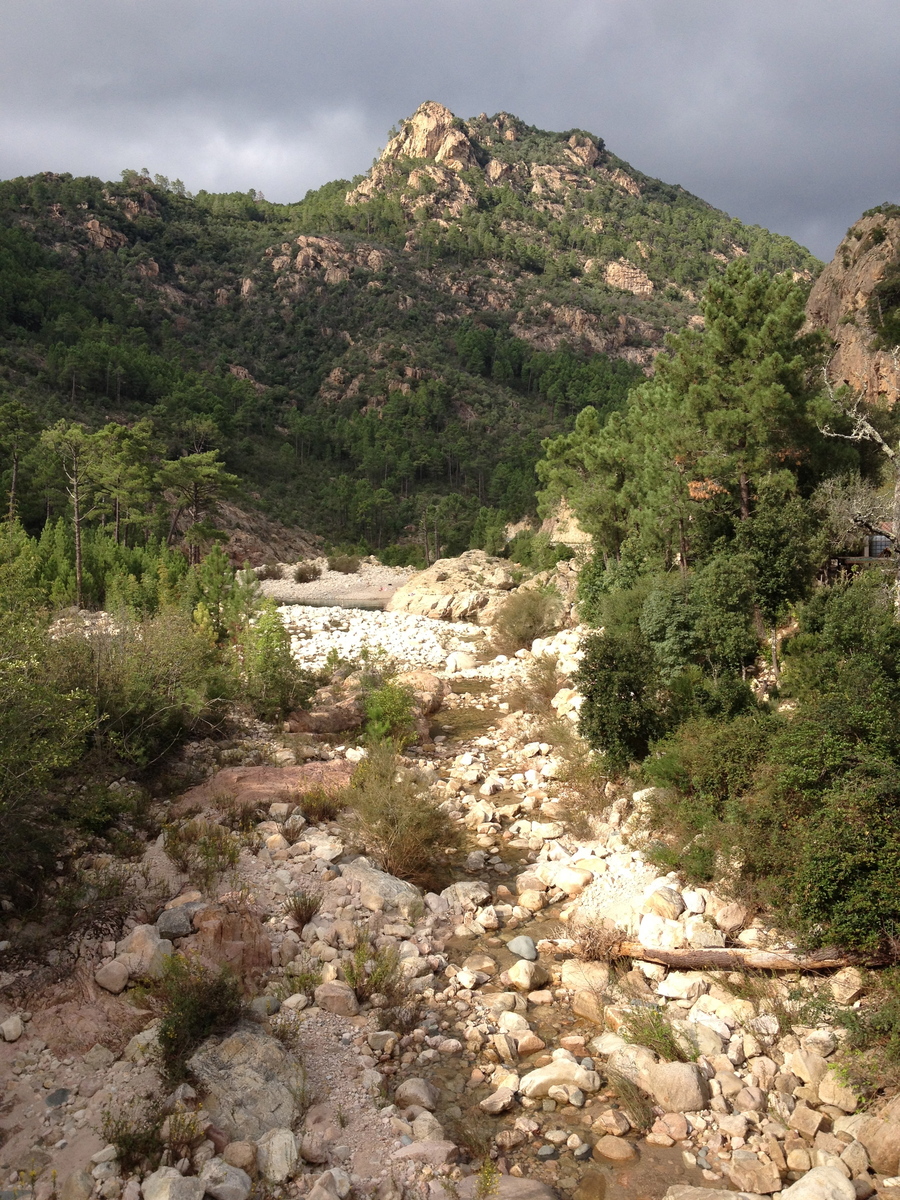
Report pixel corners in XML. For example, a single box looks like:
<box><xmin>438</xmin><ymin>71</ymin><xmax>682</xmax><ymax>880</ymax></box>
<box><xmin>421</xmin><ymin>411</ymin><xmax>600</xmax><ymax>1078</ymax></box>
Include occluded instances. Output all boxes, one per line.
<box><xmin>819</xmin><ymin>361</ymin><xmax>900</xmax><ymax>612</ymax></box>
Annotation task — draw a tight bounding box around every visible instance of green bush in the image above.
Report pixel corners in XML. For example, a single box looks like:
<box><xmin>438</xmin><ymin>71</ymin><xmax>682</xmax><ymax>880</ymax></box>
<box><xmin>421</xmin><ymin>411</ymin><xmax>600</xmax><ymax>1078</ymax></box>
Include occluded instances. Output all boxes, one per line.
<box><xmin>49</xmin><ymin>609</ymin><xmax>227</xmax><ymax>766</ymax></box>
<box><xmin>492</xmin><ymin>586</ymin><xmax>563</xmax><ymax>654</ymax></box>
<box><xmin>101</xmin><ymin>1094</ymin><xmax>166</xmax><ymax>1174</ymax></box>
<box><xmin>293</xmin><ymin>562</ymin><xmax>322</xmax><ymax>583</ymax></box>
<box><xmin>283</xmin><ymin>888</ymin><xmax>322</xmax><ymax>927</ymax></box>
<box><xmin>294</xmin><ymin>786</ymin><xmax>344</xmax><ymax>824</ymax></box>
<box><xmin>576</xmin><ymin>631</ymin><xmax>665</xmax><ymax>770</ymax></box>
<box><xmin>363</xmin><ymin>680</ymin><xmax>416</xmax><ymax>745</ymax></box>
<box><xmin>153</xmin><ymin>955</ymin><xmax>244</xmax><ymax>1081</ymax></box>
<box><xmin>235</xmin><ymin>600</ymin><xmax>317</xmax><ymax>721</ymax></box>
<box><xmin>327</xmin><ymin>554</ymin><xmax>360</xmax><ymax>574</ymax></box>
<box><xmin>163</xmin><ymin>819</ymin><xmax>242</xmax><ymax>894</ymax></box>
<box><xmin>506</xmin><ymin>530</ymin><xmax>573</xmax><ymax>571</ymax></box>
<box><xmin>837</xmin><ymin>968</ymin><xmax>900</xmax><ymax>1091</ymax></box>
<box><xmin>255</xmin><ymin>562</ymin><xmax>283</xmax><ymax>581</ymax></box>
<box><xmin>0</xmin><ymin>613</ymin><xmax>96</xmax><ymax>905</ymax></box>
<box><xmin>342</xmin><ymin>742</ymin><xmax>467</xmax><ymax>887</ymax></box>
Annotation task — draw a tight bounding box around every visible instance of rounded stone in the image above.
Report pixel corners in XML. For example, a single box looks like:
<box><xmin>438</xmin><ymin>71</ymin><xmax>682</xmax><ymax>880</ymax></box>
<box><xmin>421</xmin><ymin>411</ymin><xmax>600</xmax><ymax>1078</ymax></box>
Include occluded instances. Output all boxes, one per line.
<box><xmin>507</xmin><ymin>935</ymin><xmax>538</xmax><ymax>960</ymax></box>
<box><xmin>592</xmin><ymin>1135</ymin><xmax>638</xmax><ymax>1162</ymax></box>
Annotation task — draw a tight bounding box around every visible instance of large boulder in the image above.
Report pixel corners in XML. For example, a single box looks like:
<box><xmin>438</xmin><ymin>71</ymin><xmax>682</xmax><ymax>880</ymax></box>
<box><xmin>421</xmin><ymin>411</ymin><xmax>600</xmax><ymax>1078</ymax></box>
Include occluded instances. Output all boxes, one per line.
<box><xmin>386</xmin><ymin>550</ymin><xmax>516</xmax><ymax>624</ymax></box>
<box><xmin>116</xmin><ymin>925</ymin><xmax>173</xmax><ymax>980</ymax></box>
<box><xmin>855</xmin><ymin>1093</ymin><xmax>900</xmax><ymax>1174</ymax></box>
<box><xmin>313</xmin><ymin>981</ymin><xmax>359</xmax><ymax>1016</ymax></box>
<box><xmin>178</xmin><ymin>905</ymin><xmax>272</xmax><ymax>987</ymax></box>
<box><xmin>778</xmin><ymin>1167</ymin><xmax>856</xmax><ymax>1200</ymax></box>
<box><xmin>518</xmin><ymin>1059</ymin><xmax>600</xmax><ymax>1098</ymax></box>
<box><xmin>647</xmin><ymin>1062</ymin><xmax>710</xmax><ymax>1113</ymax></box>
<box><xmin>340</xmin><ymin>858</ymin><xmax>422</xmax><ymax>919</ymax></box>
<box><xmin>199</xmin><ymin>1159</ymin><xmax>252</xmax><ymax>1200</ymax></box>
<box><xmin>256</xmin><ymin>1128</ymin><xmax>299</xmax><ymax>1183</ymax></box>
<box><xmin>187</xmin><ymin>1027</ymin><xmax>304</xmax><ymax>1141</ymax></box>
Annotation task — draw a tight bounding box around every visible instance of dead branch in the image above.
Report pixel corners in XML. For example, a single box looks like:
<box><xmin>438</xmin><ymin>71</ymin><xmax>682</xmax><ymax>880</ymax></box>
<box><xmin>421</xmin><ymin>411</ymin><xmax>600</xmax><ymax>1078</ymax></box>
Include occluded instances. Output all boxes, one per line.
<box><xmin>612</xmin><ymin>941</ymin><xmax>889</xmax><ymax>971</ymax></box>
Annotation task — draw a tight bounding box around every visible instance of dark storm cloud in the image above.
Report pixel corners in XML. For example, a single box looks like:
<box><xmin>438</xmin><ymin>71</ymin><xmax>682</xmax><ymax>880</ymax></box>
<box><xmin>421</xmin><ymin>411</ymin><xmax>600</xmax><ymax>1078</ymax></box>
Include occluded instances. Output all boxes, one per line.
<box><xmin>1</xmin><ymin>0</ymin><xmax>898</xmax><ymax>259</ymax></box>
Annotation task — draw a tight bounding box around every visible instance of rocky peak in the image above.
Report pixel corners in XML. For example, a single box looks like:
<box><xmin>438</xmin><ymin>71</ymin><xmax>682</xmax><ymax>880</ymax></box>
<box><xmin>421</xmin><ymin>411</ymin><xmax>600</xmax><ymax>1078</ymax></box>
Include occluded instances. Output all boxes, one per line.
<box><xmin>381</xmin><ymin>100</ymin><xmax>479</xmax><ymax>172</ymax></box>
<box><xmin>806</xmin><ymin>209</ymin><xmax>900</xmax><ymax>404</ymax></box>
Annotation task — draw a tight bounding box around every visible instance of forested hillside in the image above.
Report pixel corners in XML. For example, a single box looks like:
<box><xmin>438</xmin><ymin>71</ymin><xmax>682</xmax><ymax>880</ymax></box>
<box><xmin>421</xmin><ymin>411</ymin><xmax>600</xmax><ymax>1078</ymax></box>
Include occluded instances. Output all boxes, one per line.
<box><xmin>0</xmin><ymin>101</ymin><xmax>819</xmax><ymax>575</ymax></box>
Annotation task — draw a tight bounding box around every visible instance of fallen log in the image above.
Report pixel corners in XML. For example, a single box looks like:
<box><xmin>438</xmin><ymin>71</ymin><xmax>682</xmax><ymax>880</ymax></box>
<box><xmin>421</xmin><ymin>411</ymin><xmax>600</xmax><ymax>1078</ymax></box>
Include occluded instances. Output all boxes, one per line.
<box><xmin>609</xmin><ymin>941</ymin><xmax>887</xmax><ymax>972</ymax></box>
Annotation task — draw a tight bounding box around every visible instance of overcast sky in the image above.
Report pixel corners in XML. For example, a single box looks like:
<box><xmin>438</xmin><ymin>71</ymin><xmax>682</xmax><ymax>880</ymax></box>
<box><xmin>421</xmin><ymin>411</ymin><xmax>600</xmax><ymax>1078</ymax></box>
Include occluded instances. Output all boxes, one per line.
<box><xmin>2</xmin><ymin>0</ymin><xmax>898</xmax><ymax>261</ymax></box>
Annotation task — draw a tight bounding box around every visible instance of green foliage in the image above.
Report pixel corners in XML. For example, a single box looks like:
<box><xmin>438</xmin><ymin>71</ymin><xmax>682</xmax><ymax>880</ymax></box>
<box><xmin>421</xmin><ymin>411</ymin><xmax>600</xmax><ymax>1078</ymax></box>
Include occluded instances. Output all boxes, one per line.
<box><xmin>638</xmin><ymin>574</ymin><xmax>900</xmax><ymax>953</ymax></box>
<box><xmin>293</xmin><ymin>786</ymin><xmax>343</xmax><ymax>824</ymax></box>
<box><xmin>282</xmin><ymin>888</ymin><xmax>322</xmax><ymax>927</ymax></box>
<box><xmin>327</xmin><ymin>554</ymin><xmax>360</xmax><ymax>574</ymax></box>
<box><xmin>255</xmin><ymin>562</ymin><xmax>283</xmax><ymax>581</ymax></box>
<box><xmin>343</xmin><ymin>933</ymin><xmax>404</xmax><ymax>1002</ymax></box>
<box><xmin>236</xmin><ymin>600</ymin><xmax>316</xmax><ymax>721</ymax></box>
<box><xmin>153</xmin><ymin>955</ymin><xmax>244</xmax><ymax>1082</ymax></box>
<box><xmin>576</xmin><ymin>631</ymin><xmax>664</xmax><ymax>769</ymax></box>
<box><xmin>363</xmin><ymin>680</ymin><xmax>416</xmax><ymax>745</ymax></box>
<box><xmin>0</xmin><ymin>612</ymin><xmax>95</xmax><ymax>904</ymax></box>
<box><xmin>293</xmin><ymin>562</ymin><xmax>322</xmax><ymax>583</ymax></box>
<box><xmin>867</xmin><ymin>256</ymin><xmax>900</xmax><ymax>348</ymax></box>
<box><xmin>505</xmin><ymin>529</ymin><xmax>573</xmax><ymax>571</ymax></box>
<box><xmin>837</xmin><ymin>968</ymin><xmax>900</xmax><ymax>1089</ymax></box>
<box><xmin>51</xmin><ymin>609</ymin><xmax>226</xmax><ymax>765</ymax></box>
<box><xmin>342</xmin><ymin>741</ymin><xmax>467</xmax><ymax>887</ymax></box>
<box><xmin>100</xmin><ymin>1094</ymin><xmax>166</xmax><ymax>1174</ymax></box>
<box><xmin>538</xmin><ymin>260</ymin><xmax>832</xmax><ymax>570</ymax></box>
<box><xmin>621</xmin><ymin>1006</ymin><xmax>697</xmax><ymax>1062</ymax></box>
<box><xmin>162</xmin><ymin>819</ymin><xmax>242</xmax><ymax>894</ymax></box>
<box><xmin>492</xmin><ymin>586</ymin><xmax>563</xmax><ymax>654</ymax></box>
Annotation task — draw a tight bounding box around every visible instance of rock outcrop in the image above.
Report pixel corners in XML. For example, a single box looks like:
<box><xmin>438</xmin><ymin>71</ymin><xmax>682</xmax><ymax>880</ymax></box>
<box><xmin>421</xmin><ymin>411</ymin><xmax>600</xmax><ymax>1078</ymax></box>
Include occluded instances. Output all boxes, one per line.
<box><xmin>806</xmin><ymin>210</ymin><xmax>900</xmax><ymax>404</ymax></box>
<box><xmin>385</xmin><ymin>550</ymin><xmax>517</xmax><ymax>624</ymax></box>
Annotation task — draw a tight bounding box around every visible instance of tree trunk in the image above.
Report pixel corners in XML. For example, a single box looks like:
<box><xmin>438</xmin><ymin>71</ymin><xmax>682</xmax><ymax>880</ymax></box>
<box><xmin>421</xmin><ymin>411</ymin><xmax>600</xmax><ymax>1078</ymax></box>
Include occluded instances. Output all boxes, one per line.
<box><xmin>739</xmin><ymin>472</ymin><xmax>751</xmax><ymax>521</ymax></box>
<box><xmin>608</xmin><ymin>941</ymin><xmax>885</xmax><ymax>971</ymax></box>
<box><xmin>73</xmin><ymin>468</ymin><xmax>83</xmax><ymax>609</ymax></box>
<box><xmin>7</xmin><ymin>448</ymin><xmax>18</xmax><ymax>521</ymax></box>
<box><xmin>114</xmin><ymin>495</ymin><xmax>120</xmax><ymax>545</ymax></box>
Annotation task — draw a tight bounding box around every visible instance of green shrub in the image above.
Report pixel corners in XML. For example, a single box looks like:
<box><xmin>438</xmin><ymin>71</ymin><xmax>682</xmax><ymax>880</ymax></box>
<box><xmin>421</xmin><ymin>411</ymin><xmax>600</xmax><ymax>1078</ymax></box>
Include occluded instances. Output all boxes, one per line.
<box><xmin>363</xmin><ymin>680</ymin><xmax>416</xmax><ymax>744</ymax></box>
<box><xmin>294</xmin><ymin>786</ymin><xmax>344</xmax><ymax>824</ymax></box>
<box><xmin>163</xmin><ymin>819</ymin><xmax>242</xmax><ymax>894</ymax></box>
<box><xmin>235</xmin><ymin>600</ymin><xmax>317</xmax><ymax>721</ymax></box>
<box><xmin>621</xmin><ymin>1006</ymin><xmax>696</xmax><ymax>1062</ymax></box>
<box><xmin>283</xmin><ymin>950</ymin><xmax>322</xmax><ymax>997</ymax></box>
<box><xmin>344</xmin><ymin>934</ymin><xmax>404</xmax><ymax>1002</ymax></box>
<box><xmin>255</xmin><ymin>562</ymin><xmax>283</xmax><ymax>581</ymax></box>
<box><xmin>342</xmin><ymin>742</ymin><xmax>467</xmax><ymax>887</ymax></box>
<box><xmin>49</xmin><ymin>609</ymin><xmax>227</xmax><ymax>767</ymax></box>
<box><xmin>283</xmin><ymin>888</ymin><xmax>322</xmax><ymax>927</ymax></box>
<box><xmin>327</xmin><ymin>554</ymin><xmax>360</xmax><ymax>574</ymax></box>
<box><xmin>293</xmin><ymin>562</ymin><xmax>322</xmax><ymax>583</ymax></box>
<box><xmin>153</xmin><ymin>955</ymin><xmax>244</xmax><ymax>1082</ymax></box>
<box><xmin>492</xmin><ymin>586</ymin><xmax>562</xmax><ymax>654</ymax></box>
<box><xmin>101</xmin><ymin>1094</ymin><xmax>166</xmax><ymax>1174</ymax></box>
<box><xmin>576</xmin><ymin>631</ymin><xmax>664</xmax><ymax>770</ymax></box>
<box><xmin>506</xmin><ymin>530</ymin><xmax>573</xmax><ymax>571</ymax></box>
<box><xmin>836</xmin><ymin>968</ymin><xmax>900</xmax><ymax>1091</ymax></box>
<box><xmin>0</xmin><ymin>613</ymin><xmax>96</xmax><ymax>906</ymax></box>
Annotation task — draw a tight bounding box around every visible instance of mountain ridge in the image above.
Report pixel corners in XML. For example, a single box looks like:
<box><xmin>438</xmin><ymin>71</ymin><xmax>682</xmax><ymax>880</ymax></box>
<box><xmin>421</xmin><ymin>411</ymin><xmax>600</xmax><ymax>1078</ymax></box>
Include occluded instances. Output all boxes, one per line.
<box><xmin>0</xmin><ymin>100</ymin><xmax>822</xmax><ymax>559</ymax></box>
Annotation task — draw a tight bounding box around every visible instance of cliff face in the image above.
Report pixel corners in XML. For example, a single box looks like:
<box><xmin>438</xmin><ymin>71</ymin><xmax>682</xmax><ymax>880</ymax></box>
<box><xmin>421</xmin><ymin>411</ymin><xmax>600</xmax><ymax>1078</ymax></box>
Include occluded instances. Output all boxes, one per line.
<box><xmin>806</xmin><ymin>210</ymin><xmax>900</xmax><ymax>404</ymax></box>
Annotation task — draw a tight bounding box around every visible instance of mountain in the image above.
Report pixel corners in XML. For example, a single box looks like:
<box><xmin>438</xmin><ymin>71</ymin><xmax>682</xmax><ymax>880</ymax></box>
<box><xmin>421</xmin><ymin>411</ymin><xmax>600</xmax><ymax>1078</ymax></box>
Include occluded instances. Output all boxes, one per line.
<box><xmin>805</xmin><ymin>204</ymin><xmax>900</xmax><ymax>405</ymax></box>
<box><xmin>0</xmin><ymin>101</ymin><xmax>820</xmax><ymax>561</ymax></box>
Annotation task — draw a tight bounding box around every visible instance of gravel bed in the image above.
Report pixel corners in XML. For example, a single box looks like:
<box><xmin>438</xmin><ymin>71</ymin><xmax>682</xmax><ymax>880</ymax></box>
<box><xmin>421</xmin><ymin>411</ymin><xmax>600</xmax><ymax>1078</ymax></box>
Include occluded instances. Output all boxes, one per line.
<box><xmin>260</xmin><ymin>560</ymin><xmax>415</xmax><ymax>606</ymax></box>
<box><xmin>280</xmin><ymin>604</ymin><xmax>486</xmax><ymax>671</ymax></box>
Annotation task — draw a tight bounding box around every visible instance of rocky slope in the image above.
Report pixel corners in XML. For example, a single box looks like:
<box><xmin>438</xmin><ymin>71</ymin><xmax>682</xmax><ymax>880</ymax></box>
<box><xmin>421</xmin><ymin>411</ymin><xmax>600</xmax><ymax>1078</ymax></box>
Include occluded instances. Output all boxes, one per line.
<box><xmin>805</xmin><ymin>208</ymin><xmax>900</xmax><ymax>404</ymax></box>
<box><xmin>2</xmin><ymin>587</ymin><xmax>898</xmax><ymax>1200</ymax></box>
